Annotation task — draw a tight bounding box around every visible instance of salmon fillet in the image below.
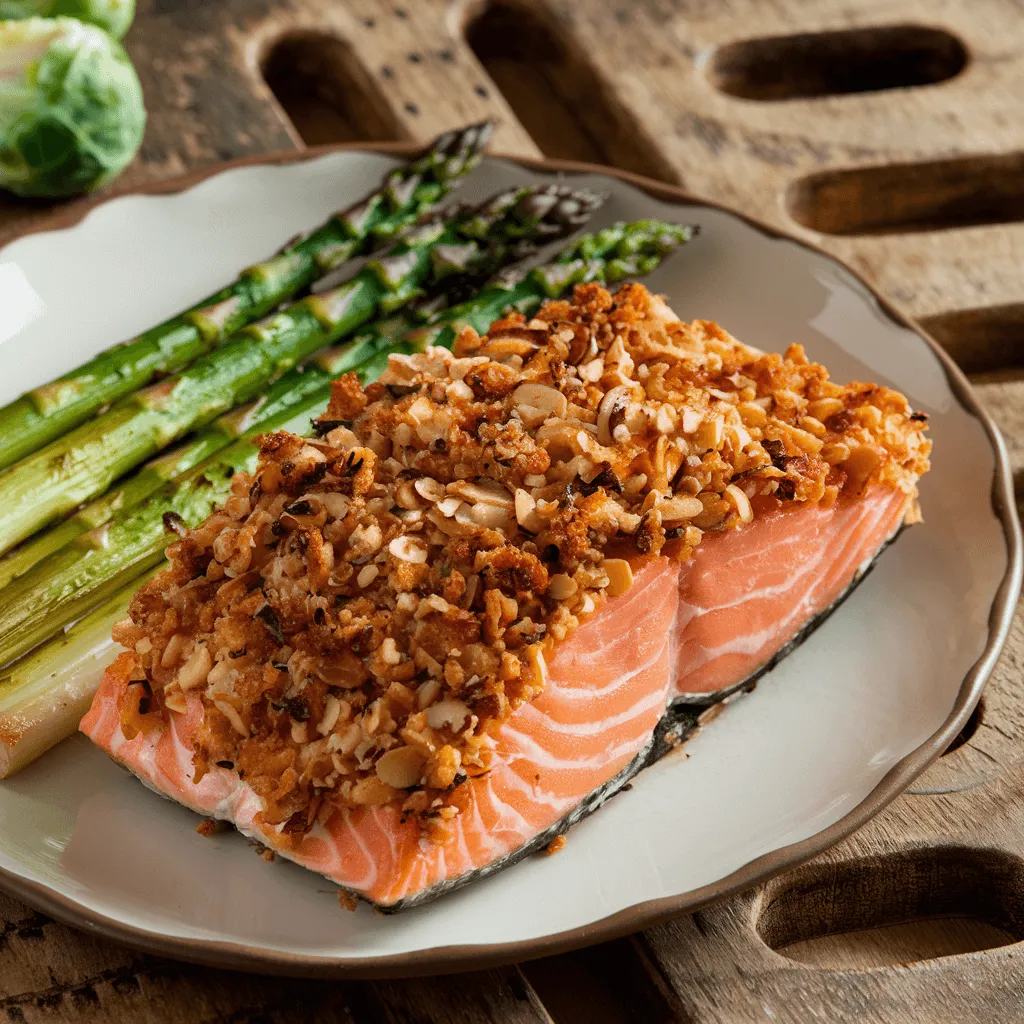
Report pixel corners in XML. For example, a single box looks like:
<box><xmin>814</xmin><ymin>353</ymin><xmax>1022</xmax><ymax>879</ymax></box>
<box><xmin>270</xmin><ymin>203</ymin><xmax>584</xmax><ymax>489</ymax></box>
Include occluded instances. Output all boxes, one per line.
<box><xmin>82</xmin><ymin>483</ymin><xmax>907</xmax><ymax>908</ymax></box>
<box><xmin>81</xmin><ymin>282</ymin><xmax>929</xmax><ymax>909</ymax></box>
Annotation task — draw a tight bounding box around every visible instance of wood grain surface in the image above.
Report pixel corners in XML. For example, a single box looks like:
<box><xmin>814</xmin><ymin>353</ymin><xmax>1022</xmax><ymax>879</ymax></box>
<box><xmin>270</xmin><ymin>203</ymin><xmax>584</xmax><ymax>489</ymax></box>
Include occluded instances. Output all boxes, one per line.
<box><xmin>2</xmin><ymin>0</ymin><xmax>1024</xmax><ymax>1020</ymax></box>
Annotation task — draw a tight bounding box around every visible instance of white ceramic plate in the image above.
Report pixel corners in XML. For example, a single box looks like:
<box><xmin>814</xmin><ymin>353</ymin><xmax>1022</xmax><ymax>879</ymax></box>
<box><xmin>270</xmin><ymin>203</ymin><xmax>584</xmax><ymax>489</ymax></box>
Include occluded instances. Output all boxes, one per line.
<box><xmin>0</xmin><ymin>147</ymin><xmax>1019</xmax><ymax>976</ymax></box>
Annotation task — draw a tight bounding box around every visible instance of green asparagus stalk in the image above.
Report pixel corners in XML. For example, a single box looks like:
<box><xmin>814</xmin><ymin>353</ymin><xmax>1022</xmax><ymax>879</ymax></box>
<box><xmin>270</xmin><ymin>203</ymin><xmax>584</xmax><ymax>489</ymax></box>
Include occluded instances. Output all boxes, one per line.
<box><xmin>0</xmin><ymin>123</ymin><xmax>494</xmax><ymax>471</ymax></box>
<box><xmin>0</xmin><ymin>346</ymin><xmax>353</xmax><ymax>591</ymax></box>
<box><xmin>0</xmin><ymin>386</ymin><xmax>334</xmax><ymax>670</ymax></box>
<box><xmin>0</xmin><ymin>572</ymin><xmax>158</xmax><ymax>780</ymax></box>
<box><xmin>0</xmin><ymin>195</ymin><xmax>569</xmax><ymax>589</ymax></box>
<box><xmin>0</xmin><ymin>218</ymin><xmax>693</xmax><ymax>770</ymax></box>
<box><xmin>0</xmin><ymin>237</ymin><xmax>544</xmax><ymax>592</ymax></box>
<box><xmin>425</xmin><ymin>218</ymin><xmax>698</xmax><ymax>345</ymax></box>
<box><xmin>0</xmin><ymin>226</ymin><xmax>539</xmax><ymax>591</ymax></box>
<box><xmin>0</xmin><ymin>184</ymin><xmax>603</xmax><ymax>557</ymax></box>
<box><xmin>0</xmin><ymin>218</ymin><xmax>691</xmax><ymax>673</ymax></box>
<box><xmin>322</xmin><ymin>219</ymin><xmax>698</xmax><ymax>382</ymax></box>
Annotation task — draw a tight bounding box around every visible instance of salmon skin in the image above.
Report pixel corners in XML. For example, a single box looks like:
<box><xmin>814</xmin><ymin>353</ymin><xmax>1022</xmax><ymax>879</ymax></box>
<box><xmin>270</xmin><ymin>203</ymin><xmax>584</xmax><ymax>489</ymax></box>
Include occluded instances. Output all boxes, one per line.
<box><xmin>82</xmin><ymin>484</ymin><xmax>905</xmax><ymax>910</ymax></box>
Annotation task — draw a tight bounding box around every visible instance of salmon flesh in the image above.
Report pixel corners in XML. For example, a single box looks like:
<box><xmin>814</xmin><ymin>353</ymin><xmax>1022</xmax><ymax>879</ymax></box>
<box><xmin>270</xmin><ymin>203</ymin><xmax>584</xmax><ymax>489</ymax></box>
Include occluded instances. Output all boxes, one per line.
<box><xmin>83</xmin><ymin>485</ymin><xmax>909</xmax><ymax>909</ymax></box>
<box><xmin>81</xmin><ymin>282</ymin><xmax>928</xmax><ymax>910</ymax></box>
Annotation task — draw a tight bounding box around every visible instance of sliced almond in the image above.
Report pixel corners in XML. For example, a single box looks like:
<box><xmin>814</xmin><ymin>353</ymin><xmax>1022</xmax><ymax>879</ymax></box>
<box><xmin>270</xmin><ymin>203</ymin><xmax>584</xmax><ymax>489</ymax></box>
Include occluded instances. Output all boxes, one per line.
<box><xmin>394</xmin><ymin>480</ymin><xmax>421</xmax><ymax>510</ymax></box>
<box><xmin>820</xmin><ymin>441</ymin><xmax>851</xmax><ymax>465</ymax></box>
<box><xmin>214</xmin><ymin>699</ymin><xmax>249</xmax><ymax>737</ymax></box>
<box><xmin>799</xmin><ymin>415</ymin><xmax>827</xmax><ymax>439</ymax></box>
<box><xmin>425</xmin><ymin>508</ymin><xmax>467</xmax><ymax>536</ymax></box>
<box><xmin>320</xmin><ymin>492</ymin><xmax>350</xmax><ymax>520</ymax></box>
<box><xmin>782</xmin><ymin>423</ymin><xmax>824</xmax><ymax>454</ymax></box>
<box><xmin>514</xmin><ymin>488</ymin><xmax>545</xmax><ymax>532</ymax></box>
<box><xmin>697</xmin><ymin>415</ymin><xmax>724</xmax><ymax>450</ymax></box>
<box><xmin>807</xmin><ymin>397</ymin><xmax>845</xmax><ymax>421</ymax></box>
<box><xmin>164</xmin><ymin>688</ymin><xmax>188</xmax><ymax>715</ymax></box>
<box><xmin>357</xmin><ymin>563</ymin><xmax>379</xmax><ymax>588</ymax></box>
<box><xmin>414</xmin><ymin>477</ymin><xmax>445</xmax><ymax>502</ymax></box>
<box><xmin>447</xmin><ymin>479</ymin><xmax>513</xmax><ymax>508</ymax></box>
<box><xmin>603</xmin><ymin>559</ymin><xmax>634</xmax><ymax>597</ymax></box>
<box><xmin>425</xmin><ymin>699</ymin><xmax>470</xmax><ymax>732</ymax></box>
<box><xmin>468</xmin><ymin>502</ymin><xmax>515</xmax><ymax>530</ymax></box>
<box><xmin>597</xmin><ymin>386</ymin><xmax>631</xmax><ymax>445</ymax></box>
<box><xmin>416</xmin><ymin>677</ymin><xmax>442</xmax><ymax>710</ymax></box>
<box><xmin>317</xmin><ymin>694</ymin><xmax>342</xmax><ymax>736</ymax></box>
<box><xmin>547</xmin><ymin>574</ymin><xmax>578</xmax><ymax>601</ymax></box>
<box><xmin>160</xmin><ymin>632</ymin><xmax>187</xmax><ymax>669</ymax></box>
<box><xmin>516</xmin><ymin>405</ymin><xmax>547</xmax><ymax>429</ymax></box>
<box><xmin>658</xmin><ymin>495</ymin><xmax>704</xmax><ymax>522</ymax></box>
<box><xmin>738</xmin><ymin>401</ymin><xmax>768</xmax><ymax>428</ymax></box>
<box><xmin>447</xmin><ymin>379</ymin><xmax>475</xmax><ymax>402</ymax></box>
<box><xmin>389</xmin><ymin>536</ymin><xmax>427</xmax><ymax>563</ymax></box>
<box><xmin>375</xmin><ymin>745</ymin><xmax>426</xmax><ymax>789</ymax></box>
<box><xmin>724</xmin><ymin>483</ymin><xmax>753</xmax><ymax>523</ymax></box>
<box><xmin>178</xmin><ymin>644</ymin><xmax>212</xmax><ymax>692</ymax></box>
<box><xmin>436</xmin><ymin>496</ymin><xmax>462</xmax><ymax>517</ymax></box>
<box><xmin>512</xmin><ymin>382</ymin><xmax>567</xmax><ymax>420</ymax></box>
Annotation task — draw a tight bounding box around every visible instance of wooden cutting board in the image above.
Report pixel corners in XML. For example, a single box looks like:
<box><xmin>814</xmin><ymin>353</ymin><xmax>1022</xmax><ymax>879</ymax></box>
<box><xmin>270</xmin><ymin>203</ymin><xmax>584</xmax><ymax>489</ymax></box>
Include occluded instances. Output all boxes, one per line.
<box><xmin>2</xmin><ymin>1</ymin><xmax>1023</xmax><ymax>1020</ymax></box>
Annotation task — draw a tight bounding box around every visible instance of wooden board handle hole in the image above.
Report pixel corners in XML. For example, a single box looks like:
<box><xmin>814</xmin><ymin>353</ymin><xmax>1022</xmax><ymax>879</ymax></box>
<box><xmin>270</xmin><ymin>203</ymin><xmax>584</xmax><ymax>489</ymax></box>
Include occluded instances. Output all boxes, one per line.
<box><xmin>464</xmin><ymin>0</ymin><xmax>677</xmax><ymax>182</ymax></box>
<box><xmin>786</xmin><ymin>152</ymin><xmax>1024</xmax><ymax>236</ymax></box>
<box><xmin>519</xmin><ymin>939</ymin><xmax>680</xmax><ymax>1024</ymax></box>
<box><xmin>708</xmin><ymin>25</ymin><xmax>967</xmax><ymax>101</ymax></box>
<box><xmin>921</xmin><ymin>306</ymin><xmax>1024</xmax><ymax>376</ymax></box>
<box><xmin>261</xmin><ymin>32</ymin><xmax>404</xmax><ymax>146</ymax></box>
<box><xmin>756</xmin><ymin>848</ymin><xmax>1024</xmax><ymax>969</ymax></box>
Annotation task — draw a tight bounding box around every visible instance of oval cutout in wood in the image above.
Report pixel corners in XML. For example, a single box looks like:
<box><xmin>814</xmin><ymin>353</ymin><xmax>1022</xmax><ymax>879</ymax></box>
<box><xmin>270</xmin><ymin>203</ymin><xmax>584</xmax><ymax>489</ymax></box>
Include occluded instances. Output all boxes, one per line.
<box><xmin>709</xmin><ymin>25</ymin><xmax>967</xmax><ymax>101</ymax></box>
<box><xmin>521</xmin><ymin>939</ymin><xmax>681</xmax><ymax>1024</ymax></box>
<box><xmin>261</xmin><ymin>33</ymin><xmax>403</xmax><ymax>146</ymax></box>
<box><xmin>464</xmin><ymin>1</ymin><xmax>676</xmax><ymax>181</ymax></box>
<box><xmin>922</xmin><ymin>305</ymin><xmax>1024</xmax><ymax>375</ymax></box>
<box><xmin>757</xmin><ymin>848</ymin><xmax>1024</xmax><ymax>968</ymax></box>
<box><xmin>787</xmin><ymin>152</ymin><xmax>1024</xmax><ymax>235</ymax></box>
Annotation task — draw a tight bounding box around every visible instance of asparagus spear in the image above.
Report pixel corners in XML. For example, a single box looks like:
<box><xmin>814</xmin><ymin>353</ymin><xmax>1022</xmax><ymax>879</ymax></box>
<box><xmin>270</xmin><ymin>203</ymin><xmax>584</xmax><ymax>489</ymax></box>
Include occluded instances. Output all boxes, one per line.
<box><xmin>0</xmin><ymin>347</ymin><xmax>351</xmax><ymax>591</ymax></box>
<box><xmin>0</xmin><ymin>219</ymin><xmax>692</xmax><ymax>672</ymax></box>
<box><xmin>327</xmin><ymin>219</ymin><xmax>698</xmax><ymax>377</ymax></box>
<box><xmin>0</xmin><ymin>248</ymin><xmax>530</xmax><ymax>592</ymax></box>
<box><xmin>0</xmin><ymin>387</ymin><xmax>336</xmax><ymax>668</ymax></box>
<box><xmin>0</xmin><ymin>218</ymin><xmax>692</xmax><ymax>768</ymax></box>
<box><xmin>0</xmin><ymin>123</ymin><xmax>494</xmax><ymax>472</ymax></box>
<box><xmin>0</xmin><ymin>203</ymin><xmax>564</xmax><ymax>589</ymax></box>
<box><xmin>0</xmin><ymin>184</ymin><xmax>603</xmax><ymax>556</ymax></box>
<box><xmin>0</xmin><ymin>573</ymin><xmax>157</xmax><ymax>780</ymax></box>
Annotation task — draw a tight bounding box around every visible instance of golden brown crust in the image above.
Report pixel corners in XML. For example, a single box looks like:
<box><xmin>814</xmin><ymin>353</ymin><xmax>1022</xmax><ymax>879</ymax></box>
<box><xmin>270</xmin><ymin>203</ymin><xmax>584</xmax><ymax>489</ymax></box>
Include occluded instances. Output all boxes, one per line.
<box><xmin>117</xmin><ymin>282</ymin><xmax>930</xmax><ymax>838</ymax></box>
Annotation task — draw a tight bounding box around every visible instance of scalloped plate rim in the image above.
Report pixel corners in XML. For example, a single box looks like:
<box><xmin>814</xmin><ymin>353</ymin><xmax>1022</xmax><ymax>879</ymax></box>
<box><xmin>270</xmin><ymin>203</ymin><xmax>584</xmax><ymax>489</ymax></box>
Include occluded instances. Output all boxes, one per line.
<box><xmin>0</xmin><ymin>142</ymin><xmax>1018</xmax><ymax>978</ymax></box>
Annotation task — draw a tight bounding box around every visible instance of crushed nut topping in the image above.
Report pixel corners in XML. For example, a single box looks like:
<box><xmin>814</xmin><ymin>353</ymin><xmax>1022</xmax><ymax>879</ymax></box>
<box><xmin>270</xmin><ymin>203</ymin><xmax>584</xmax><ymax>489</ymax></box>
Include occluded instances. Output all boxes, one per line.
<box><xmin>115</xmin><ymin>282</ymin><xmax>930</xmax><ymax>843</ymax></box>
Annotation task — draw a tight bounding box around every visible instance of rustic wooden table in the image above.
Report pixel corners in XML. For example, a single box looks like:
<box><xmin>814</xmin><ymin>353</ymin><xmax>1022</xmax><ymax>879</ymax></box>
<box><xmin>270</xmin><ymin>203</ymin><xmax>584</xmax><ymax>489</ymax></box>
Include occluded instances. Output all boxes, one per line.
<box><xmin>3</xmin><ymin>1</ymin><xmax>1024</xmax><ymax>1020</ymax></box>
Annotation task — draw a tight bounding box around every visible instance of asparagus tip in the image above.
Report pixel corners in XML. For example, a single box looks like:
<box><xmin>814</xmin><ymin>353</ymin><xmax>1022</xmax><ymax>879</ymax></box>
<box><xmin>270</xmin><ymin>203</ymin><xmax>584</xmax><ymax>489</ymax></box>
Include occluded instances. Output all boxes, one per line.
<box><xmin>522</xmin><ymin>184</ymin><xmax>607</xmax><ymax>237</ymax></box>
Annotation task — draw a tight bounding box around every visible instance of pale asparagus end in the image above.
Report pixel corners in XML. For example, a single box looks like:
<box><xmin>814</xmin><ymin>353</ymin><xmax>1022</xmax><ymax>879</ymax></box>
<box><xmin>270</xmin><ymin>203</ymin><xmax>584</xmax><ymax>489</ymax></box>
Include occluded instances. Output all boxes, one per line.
<box><xmin>0</xmin><ymin>575</ymin><xmax>156</xmax><ymax>778</ymax></box>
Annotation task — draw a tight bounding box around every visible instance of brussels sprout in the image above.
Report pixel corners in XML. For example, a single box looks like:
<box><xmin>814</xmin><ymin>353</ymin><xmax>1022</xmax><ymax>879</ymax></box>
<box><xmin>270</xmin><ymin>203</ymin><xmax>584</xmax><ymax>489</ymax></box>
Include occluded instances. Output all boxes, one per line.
<box><xmin>0</xmin><ymin>1</ymin><xmax>134</xmax><ymax>39</ymax></box>
<box><xmin>0</xmin><ymin>18</ymin><xmax>146</xmax><ymax>198</ymax></box>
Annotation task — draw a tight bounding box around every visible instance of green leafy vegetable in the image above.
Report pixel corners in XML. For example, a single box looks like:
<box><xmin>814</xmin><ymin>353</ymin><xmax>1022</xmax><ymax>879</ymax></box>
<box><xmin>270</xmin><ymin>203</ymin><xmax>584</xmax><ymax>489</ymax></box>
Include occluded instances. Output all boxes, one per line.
<box><xmin>0</xmin><ymin>0</ymin><xmax>135</xmax><ymax>37</ymax></box>
<box><xmin>0</xmin><ymin>17</ymin><xmax>145</xmax><ymax>197</ymax></box>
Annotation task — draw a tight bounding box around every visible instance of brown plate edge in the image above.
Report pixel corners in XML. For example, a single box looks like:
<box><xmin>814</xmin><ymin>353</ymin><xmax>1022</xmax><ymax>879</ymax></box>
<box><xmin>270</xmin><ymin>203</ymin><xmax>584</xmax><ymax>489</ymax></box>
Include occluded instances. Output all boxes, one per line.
<box><xmin>0</xmin><ymin>143</ymin><xmax>1020</xmax><ymax>979</ymax></box>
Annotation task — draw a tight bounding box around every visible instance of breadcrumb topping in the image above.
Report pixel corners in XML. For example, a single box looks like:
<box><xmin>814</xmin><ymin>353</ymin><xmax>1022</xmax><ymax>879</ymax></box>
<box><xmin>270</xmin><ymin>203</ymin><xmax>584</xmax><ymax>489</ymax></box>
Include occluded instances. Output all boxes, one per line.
<box><xmin>113</xmin><ymin>282</ymin><xmax>930</xmax><ymax>843</ymax></box>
